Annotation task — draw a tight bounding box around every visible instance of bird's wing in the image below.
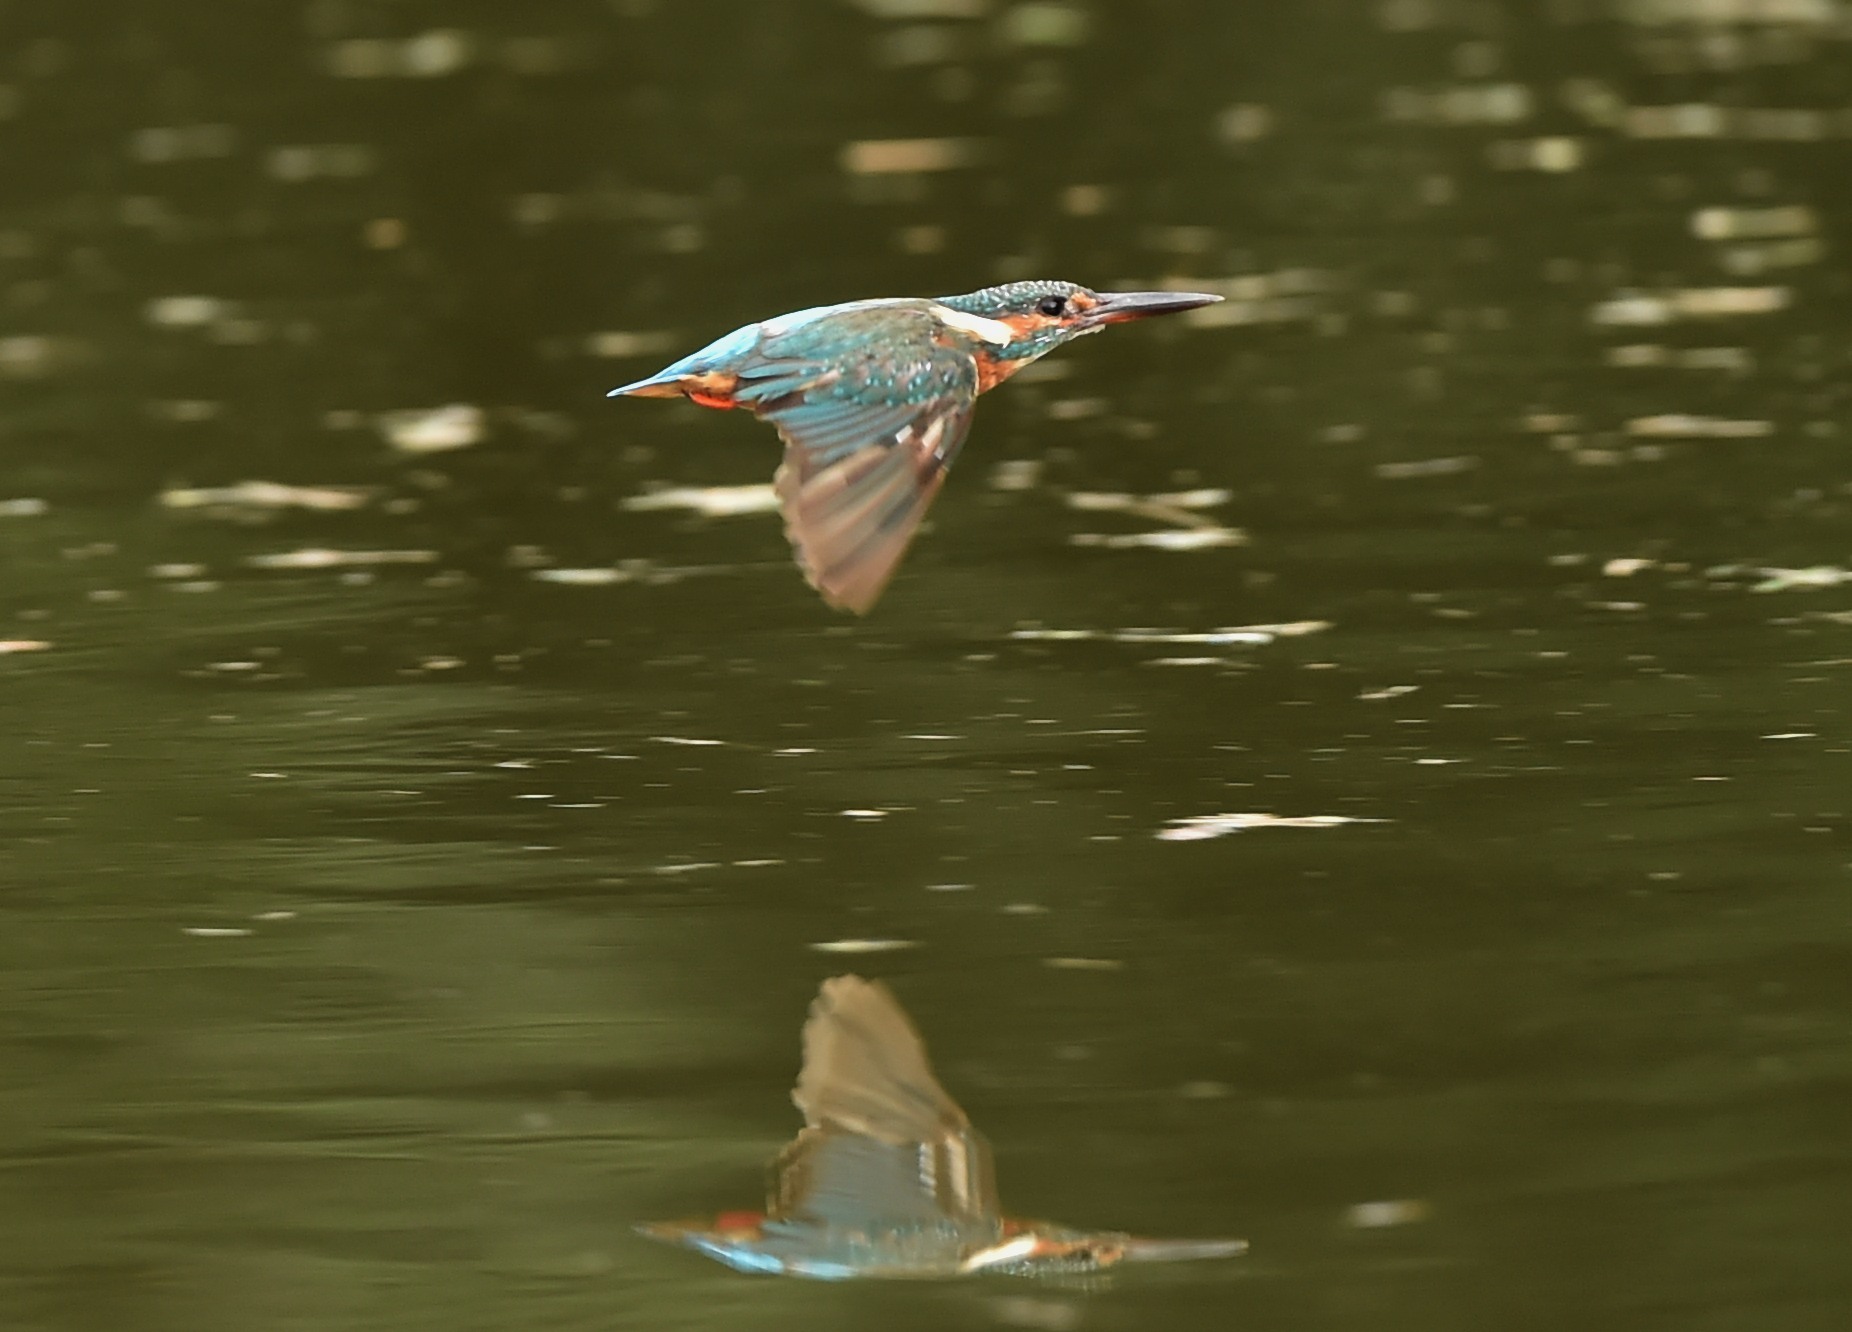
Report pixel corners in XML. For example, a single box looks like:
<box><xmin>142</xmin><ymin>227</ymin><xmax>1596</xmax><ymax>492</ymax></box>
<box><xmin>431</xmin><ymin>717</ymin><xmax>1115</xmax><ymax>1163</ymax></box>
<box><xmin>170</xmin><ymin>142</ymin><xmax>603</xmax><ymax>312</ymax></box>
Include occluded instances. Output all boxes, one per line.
<box><xmin>732</xmin><ymin>307</ymin><xmax>980</xmax><ymax>613</ymax></box>
<box><xmin>770</xmin><ymin>976</ymin><xmax>998</xmax><ymax>1227</ymax></box>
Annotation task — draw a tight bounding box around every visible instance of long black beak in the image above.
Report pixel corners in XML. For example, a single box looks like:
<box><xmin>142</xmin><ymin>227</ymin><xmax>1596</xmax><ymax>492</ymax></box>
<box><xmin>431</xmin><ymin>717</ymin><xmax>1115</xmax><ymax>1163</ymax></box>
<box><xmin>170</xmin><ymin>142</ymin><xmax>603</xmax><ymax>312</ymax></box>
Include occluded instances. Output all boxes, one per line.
<box><xmin>1083</xmin><ymin>289</ymin><xmax>1223</xmax><ymax>326</ymax></box>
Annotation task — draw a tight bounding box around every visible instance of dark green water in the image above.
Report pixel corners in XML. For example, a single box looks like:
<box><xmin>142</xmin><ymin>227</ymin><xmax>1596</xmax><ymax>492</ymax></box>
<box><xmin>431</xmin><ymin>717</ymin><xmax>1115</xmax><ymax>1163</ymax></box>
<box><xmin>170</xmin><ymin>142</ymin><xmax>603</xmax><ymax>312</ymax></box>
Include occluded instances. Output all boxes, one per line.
<box><xmin>4</xmin><ymin>2</ymin><xmax>1852</xmax><ymax>1328</ymax></box>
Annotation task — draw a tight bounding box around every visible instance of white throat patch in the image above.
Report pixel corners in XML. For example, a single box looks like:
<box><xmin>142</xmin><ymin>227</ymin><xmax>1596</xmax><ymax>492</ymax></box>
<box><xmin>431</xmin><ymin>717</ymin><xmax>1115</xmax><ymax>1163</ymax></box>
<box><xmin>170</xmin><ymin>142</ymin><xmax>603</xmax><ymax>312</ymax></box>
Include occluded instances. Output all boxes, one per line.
<box><xmin>930</xmin><ymin>304</ymin><xmax>1015</xmax><ymax>346</ymax></box>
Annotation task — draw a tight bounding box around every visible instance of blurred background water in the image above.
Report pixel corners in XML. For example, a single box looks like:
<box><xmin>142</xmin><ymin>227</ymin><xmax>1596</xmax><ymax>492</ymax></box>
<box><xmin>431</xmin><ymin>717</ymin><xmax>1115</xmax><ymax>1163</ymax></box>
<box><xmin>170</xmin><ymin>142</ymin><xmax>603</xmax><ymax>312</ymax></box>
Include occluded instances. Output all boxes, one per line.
<box><xmin>2</xmin><ymin>0</ymin><xmax>1851</xmax><ymax>1328</ymax></box>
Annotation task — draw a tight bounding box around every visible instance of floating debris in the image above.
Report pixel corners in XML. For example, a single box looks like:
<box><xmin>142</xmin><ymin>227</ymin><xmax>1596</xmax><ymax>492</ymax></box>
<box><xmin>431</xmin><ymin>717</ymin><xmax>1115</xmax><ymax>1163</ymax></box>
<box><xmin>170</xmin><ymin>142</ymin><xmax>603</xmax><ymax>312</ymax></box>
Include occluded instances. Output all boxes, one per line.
<box><xmin>0</xmin><ymin>498</ymin><xmax>47</xmax><ymax>517</ymax></box>
<box><xmin>1625</xmin><ymin>415</ymin><xmax>1773</xmax><ymax>439</ymax></box>
<box><xmin>1013</xmin><ymin>621</ymin><xmax>1329</xmax><ymax>648</ymax></box>
<box><xmin>1692</xmin><ymin>204</ymin><xmax>1816</xmax><ymax>241</ymax></box>
<box><xmin>129</xmin><ymin>124</ymin><xmax>236</xmax><ymax>164</ymax></box>
<box><xmin>377</xmin><ymin>403</ymin><xmax>485</xmax><ymax>453</ymax></box>
<box><xmin>840</xmin><ymin>808</ymin><xmax>890</xmax><ymax>820</ymax></box>
<box><xmin>1157</xmin><ymin>813</ymin><xmax>1386</xmax><ymax>842</ymax></box>
<box><xmin>1605</xmin><ymin>345</ymin><xmax>1753</xmax><ymax>371</ymax></box>
<box><xmin>1043</xmin><ymin>957</ymin><xmax>1125</xmax><ymax>972</ymax></box>
<box><xmin>1358</xmin><ymin>684</ymin><xmax>1419</xmax><ymax>700</ymax></box>
<box><xmin>325</xmin><ymin>30</ymin><xmax>476</xmax><ymax>79</ymax></box>
<box><xmin>145</xmin><ymin>295</ymin><xmax>232</xmax><ymax>328</ymax></box>
<box><xmin>1068</xmin><ymin>486</ymin><xmax>1230</xmax><ymax>514</ymax></box>
<box><xmin>808</xmin><ymin>938</ymin><xmax>919</xmax><ymax>955</ymax></box>
<box><xmin>621</xmin><ymin>483</ymin><xmax>780</xmax><ymax>517</ymax></box>
<box><xmin>531</xmin><ymin>567</ymin><xmax>634</xmax><ymax>586</ymax></box>
<box><xmin>1345</xmin><ymin>1199</ymin><xmax>1431</xmax><ymax>1229</ymax></box>
<box><xmin>1488</xmin><ymin>136</ymin><xmax>1585</xmax><ymax>171</ymax></box>
<box><xmin>989</xmin><ymin>459</ymin><xmax>1044</xmax><ymax>491</ymax></box>
<box><xmin>265</xmin><ymin>143</ymin><xmax>376</xmax><ymax>182</ymax></box>
<box><xmin>1375</xmin><ymin>456</ymin><xmax>1479</xmax><ymax>480</ymax></box>
<box><xmin>0</xmin><ymin>640</ymin><xmax>51</xmax><ymax>654</ymax></box>
<box><xmin>1215</xmin><ymin>104</ymin><xmax>1275</xmax><ymax>145</ymax></box>
<box><xmin>246</xmin><ymin>548</ymin><xmax>439</xmax><ymax>570</ymax></box>
<box><xmin>840</xmin><ymin>137</ymin><xmax>982</xmax><ymax>174</ymax></box>
<box><xmin>1382</xmin><ymin>82</ymin><xmax>1534</xmax><ymax>125</ymax></box>
<box><xmin>160</xmin><ymin>480</ymin><xmax>373</xmax><ymax>512</ymax></box>
<box><xmin>1591</xmin><ymin>286</ymin><xmax>1788</xmax><ymax>325</ymax></box>
<box><xmin>1748</xmin><ymin>566</ymin><xmax>1852</xmax><ymax>593</ymax></box>
<box><xmin>182</xmin><ymin>926</ymin><xmax>253</xmax><ymax>938</ymax></box>
<box><xmin>1070</xmin><ymin>528</ymin><xmax>1246</xmax><ymax>551</ymax></box>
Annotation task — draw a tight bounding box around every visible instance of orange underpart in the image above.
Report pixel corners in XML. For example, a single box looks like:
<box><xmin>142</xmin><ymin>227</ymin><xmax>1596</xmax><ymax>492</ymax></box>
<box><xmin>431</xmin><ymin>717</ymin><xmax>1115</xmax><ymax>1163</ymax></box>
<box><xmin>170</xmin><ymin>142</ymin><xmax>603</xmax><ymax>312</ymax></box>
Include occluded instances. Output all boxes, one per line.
<box><xmin>976</xmin><ymin>354</ymin><xmax>1030</xmax><ymax>393</ymax></box>
<box><xmin>714</xmin><ymin>1210</ymin><xmax>764</xmax><ymax>1234</ymax></box>
<box><xmin>682</xmin><ymin>371</ymin><xmax>741</xmax><ymax>410</ymax></box>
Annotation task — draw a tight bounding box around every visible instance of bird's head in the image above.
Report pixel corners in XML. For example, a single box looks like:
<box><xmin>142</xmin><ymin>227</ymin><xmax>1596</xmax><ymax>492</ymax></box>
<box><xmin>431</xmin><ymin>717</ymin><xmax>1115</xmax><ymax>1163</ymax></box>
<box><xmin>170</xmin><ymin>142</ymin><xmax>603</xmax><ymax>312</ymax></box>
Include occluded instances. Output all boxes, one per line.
<box><xmin>937</xmin><ymin>280</ymin><xmax>1222</xmax><ymax>363</ymax></box>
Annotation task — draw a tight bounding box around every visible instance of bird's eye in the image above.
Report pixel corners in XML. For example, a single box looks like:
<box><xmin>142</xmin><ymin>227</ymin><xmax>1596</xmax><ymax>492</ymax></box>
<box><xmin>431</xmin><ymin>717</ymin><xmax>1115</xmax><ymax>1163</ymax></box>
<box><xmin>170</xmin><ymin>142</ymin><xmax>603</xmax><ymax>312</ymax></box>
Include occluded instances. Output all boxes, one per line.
<box><xmin>1036</xmin><ymin>295</ymin><xmax>1067</xmax><ymax>317</ymax></box>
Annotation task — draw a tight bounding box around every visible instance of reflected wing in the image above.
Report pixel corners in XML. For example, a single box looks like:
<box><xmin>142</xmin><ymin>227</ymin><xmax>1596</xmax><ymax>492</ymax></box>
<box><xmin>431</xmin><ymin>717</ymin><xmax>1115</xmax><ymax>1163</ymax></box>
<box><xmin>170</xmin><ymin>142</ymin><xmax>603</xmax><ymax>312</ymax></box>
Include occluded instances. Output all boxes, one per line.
<box><xmin>770</xmin><ymin>976</ymin><xmax>999</xmax><ymax>1227</ymax></box>
<box><xmin>732</xmin><ymin>310</ymin><xmax>979</xmax><ymax>613</ymax></box>
<box><xmin>770</xmin><ymin>1124</ymin><xmax>997</xmax><ymax>1231</ymax></box>
<box><xmin>794</xmin><ymin>975</ymin><xmax>967</xmax><ymax>1141</ymax></box>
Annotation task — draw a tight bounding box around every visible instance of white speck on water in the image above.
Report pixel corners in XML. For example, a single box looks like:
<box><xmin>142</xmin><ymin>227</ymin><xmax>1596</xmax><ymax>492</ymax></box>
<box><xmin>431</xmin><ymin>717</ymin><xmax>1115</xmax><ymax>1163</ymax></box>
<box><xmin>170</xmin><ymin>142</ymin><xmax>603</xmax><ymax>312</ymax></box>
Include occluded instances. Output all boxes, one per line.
<box><xmin>621</xmin><ymin>483</ymin><xmax>780</xmax><ymax>517</ymax></box>
<box><xmin>1069</xmin><ymin>527</ymin><xmax>1247</xmax><ymax>551</ymax></box>
<box><xmin>160</xmin><ymin>480</ymin><xmax>373</xmax><ymax>512</ymax></box>
<box><xmin>1011</xmin><ymin>621</ymin><xmax>1328</xmax><ymax>648</ymax></box>
<box><xmin>377</xmin><ymin>403</ymin><xmax>484</xmax><ymax>453</ymax></box>
<box><xmin>1347</xmin><ymin>1199</ymin><xmax>1432</xmax><ymax>1229</ymax></box>
<box><xmin>246</xmin><ymin>548</ymin><xmax>438</xmax><ymax>570</ymax></box>
<box><xmin>1043</xmin><ymin>957</ymin><xmax>1125</xmax><ymax>972</ymax></box>
<box><xmin>1750</xmin><ymin>565</ymin><xmax>1852</xmax><ymax>593</ymax></box>
<box><xmin>841</xmin><ymin>808</ymin><xmax>888</xmax><ymax>820</ymax></box>
<box><xmin>652</xmin><ymin>736</ymin><xmax>724</xmax><ymax>747</ymax></box>
<box><xmin>1359</xmin><ymin>684</ymin><xmax>1420</xmax><ymax>701</ymax></box>
<box><xmin>183</xmin><ymin>927</ymin><xmax>253</xmax><ymax>938</ymax></box>
<box><xmin>1158</xmin><ymin>812</ymin><xmax>1388</xmax><ymax>842</ymax></box>
<box><xmin>0</xmin><ymin>640</ymin><xmax>51</xmax><ymax>654</ymax></box>
<box><xmin>809</xmin><ymin>938</ymin><xmax>919</xmax><ymax>955</ymax></box>
<box><xmin>1374</xmin><ymin>455</ymin><xmax>1479</xmax><ymax>480</ymax></box>
<box><xmin>531</xmin><ymin>567</ymin><xmax>634</xmax><ymax>586</ymax></box>
<box><xmin>1603</xmin><ymin>557</ymin><xmax>1656</xmax><ymax>576</ymax></box>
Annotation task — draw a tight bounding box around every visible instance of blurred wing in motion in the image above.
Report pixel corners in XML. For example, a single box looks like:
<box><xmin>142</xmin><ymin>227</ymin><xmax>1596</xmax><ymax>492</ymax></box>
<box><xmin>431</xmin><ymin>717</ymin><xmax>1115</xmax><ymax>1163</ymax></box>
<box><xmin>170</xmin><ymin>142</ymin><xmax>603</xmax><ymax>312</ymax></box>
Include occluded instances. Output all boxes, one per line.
<box><xmin>733</xmin><ymin>307</ymin><xmax>980</xmax><ymax>613</ymax></box>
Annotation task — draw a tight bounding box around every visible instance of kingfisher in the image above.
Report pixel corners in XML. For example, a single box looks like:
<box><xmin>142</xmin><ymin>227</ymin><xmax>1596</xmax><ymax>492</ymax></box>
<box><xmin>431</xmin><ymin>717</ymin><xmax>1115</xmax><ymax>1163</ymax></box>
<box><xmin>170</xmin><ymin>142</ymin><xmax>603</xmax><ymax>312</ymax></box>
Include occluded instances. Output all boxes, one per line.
<box><xmin>638</xmin><ymin>974</ymin><xmax>1247</xmax><ymax>1280</ymax></box>
<box><xmin>608</xmin><ymin>281</ymin><xmax>1222</xmax><ymax>613</ymax></box>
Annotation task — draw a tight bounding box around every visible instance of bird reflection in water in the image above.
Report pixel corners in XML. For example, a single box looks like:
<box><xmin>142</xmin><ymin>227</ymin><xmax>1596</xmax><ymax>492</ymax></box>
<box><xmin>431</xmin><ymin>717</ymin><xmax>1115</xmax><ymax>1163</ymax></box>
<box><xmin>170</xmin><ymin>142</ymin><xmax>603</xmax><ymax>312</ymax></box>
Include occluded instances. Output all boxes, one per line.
<box><xmin>640</xmin><ymin>975</ymin><xmax>1247</xmax><ymax>1280</ymax></box>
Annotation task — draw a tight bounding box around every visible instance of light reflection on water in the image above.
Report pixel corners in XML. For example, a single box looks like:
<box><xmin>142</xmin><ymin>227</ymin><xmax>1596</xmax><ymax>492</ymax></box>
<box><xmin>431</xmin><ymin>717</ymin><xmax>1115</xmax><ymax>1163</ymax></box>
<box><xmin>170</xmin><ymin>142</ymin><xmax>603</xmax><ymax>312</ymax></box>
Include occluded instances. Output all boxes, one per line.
<box><xmin>3</xmin><ymin>1</ymin><xmax>1852</xmax><ymax>1328</ymax></box>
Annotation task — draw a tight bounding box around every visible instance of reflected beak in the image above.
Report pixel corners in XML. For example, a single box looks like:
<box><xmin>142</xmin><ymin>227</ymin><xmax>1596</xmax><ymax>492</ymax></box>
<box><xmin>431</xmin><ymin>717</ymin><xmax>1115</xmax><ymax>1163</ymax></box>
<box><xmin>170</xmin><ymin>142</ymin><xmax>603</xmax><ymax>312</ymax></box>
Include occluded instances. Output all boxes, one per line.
<box><xmin>1082</xmin><ymin>289</ymin><xmax>1224</xmax><ymax>326</ymax></box>
<box><xmin>1118</xmin><ymin>1235</ymin><xmax>1249</xmax><ymax>1263</ymax></box>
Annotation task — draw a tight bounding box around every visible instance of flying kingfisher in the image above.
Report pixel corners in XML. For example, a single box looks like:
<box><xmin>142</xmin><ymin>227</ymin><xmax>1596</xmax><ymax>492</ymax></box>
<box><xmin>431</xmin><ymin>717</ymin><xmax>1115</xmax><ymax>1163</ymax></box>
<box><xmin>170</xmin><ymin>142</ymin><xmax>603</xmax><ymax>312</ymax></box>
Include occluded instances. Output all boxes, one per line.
<box><xmin>608</xmin><ymin>281</ymin><xmax>1222</xmax><ymax>613</ymax></box>
<box><xmin>638</xmin><ymin>975</ymin><xmax>1248</xmax><ymax>1280</ymax></box>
